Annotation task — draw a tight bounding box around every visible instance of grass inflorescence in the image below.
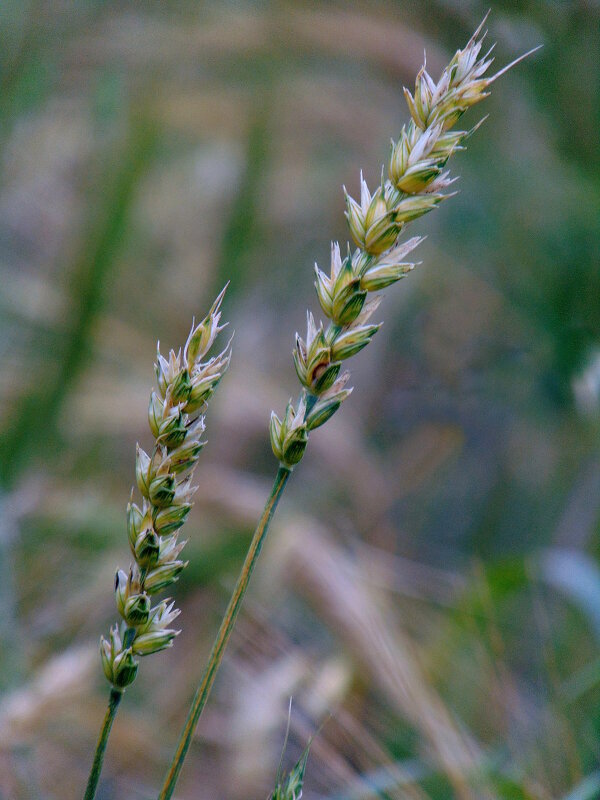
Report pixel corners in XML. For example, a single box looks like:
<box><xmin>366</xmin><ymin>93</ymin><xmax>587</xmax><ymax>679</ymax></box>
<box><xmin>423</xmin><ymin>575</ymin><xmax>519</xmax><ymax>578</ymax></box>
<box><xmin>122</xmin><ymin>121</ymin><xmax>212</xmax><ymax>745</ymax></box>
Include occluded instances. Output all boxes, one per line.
<box><xmin>84</xmin><ymin>289</ymin><xmax>231</xmax><ymax>799</ymax></box>
<box><xmin>157</xmin><ymin>17</ymin><xmax>538</xmax><ymax>800</ymax></box>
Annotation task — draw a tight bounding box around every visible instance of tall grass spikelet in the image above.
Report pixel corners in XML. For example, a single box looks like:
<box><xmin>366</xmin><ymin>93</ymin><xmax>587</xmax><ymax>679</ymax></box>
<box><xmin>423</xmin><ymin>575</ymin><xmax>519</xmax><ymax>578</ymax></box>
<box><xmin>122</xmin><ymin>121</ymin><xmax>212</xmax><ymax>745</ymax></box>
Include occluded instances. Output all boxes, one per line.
<box><xmin>158</xmin><ymin>18</ymin><xmax>539</xmax><ymax>799</ymax></box>
<box><xmin>84</xmin><ymin>288</ymin><xmax>231</xmax><ymax>799</ymax></box>
<box><xmin>270</xmin><ymin>705</ymin><xmax>315</xmax><ymax>800</ymax></box>
<box><xmin>270</xmin><ymin>17</ymin><xmax>538</xmax><ymax>467</ymax></box>
<box><xmin>270</xmin><ymin>744</ymin><xmax>312</xmax><ymax>800</ymax></box>
<box><xmin>102</xmin><ymin>285</ymin><xmax>231</xmax><ymax>686</ymax></box>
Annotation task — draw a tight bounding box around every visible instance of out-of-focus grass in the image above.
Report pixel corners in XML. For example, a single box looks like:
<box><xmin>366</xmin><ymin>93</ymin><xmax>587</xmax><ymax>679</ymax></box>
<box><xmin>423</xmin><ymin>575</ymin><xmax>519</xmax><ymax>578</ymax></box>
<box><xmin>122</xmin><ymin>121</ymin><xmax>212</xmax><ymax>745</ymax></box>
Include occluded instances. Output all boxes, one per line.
<box><xmin>0</xmin><ymin>2</ymin><xmax>599</xmax><ymax>799</ymax></box>
<box><xmin>0</xmin><ymin>110</ymin><xmax>158</xmax><ymax>486</ymax></box>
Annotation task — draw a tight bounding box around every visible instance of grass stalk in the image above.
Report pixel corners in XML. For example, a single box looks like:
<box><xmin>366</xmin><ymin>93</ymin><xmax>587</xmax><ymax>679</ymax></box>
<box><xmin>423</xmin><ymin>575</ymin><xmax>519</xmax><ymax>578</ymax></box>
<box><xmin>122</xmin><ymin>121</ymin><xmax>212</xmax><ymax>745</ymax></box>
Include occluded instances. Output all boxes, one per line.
<box><xmin>154</xmin><ymin>20</ymin><xmax>537</xmax><ymax>799</ymax></box>
<box><xmin>83</xmin><ymin>688</ymin><xmax>123</xmax><ymax>800</ymax></box>
<box><xmin>82</xmin><ymin>289</ymin><xmax>231</xmax><ymax>797</ymax></box>
<box><xmin>158</xmin><ymin>465</ymin><xmax>291</xmax><ymax>800</ymax></box>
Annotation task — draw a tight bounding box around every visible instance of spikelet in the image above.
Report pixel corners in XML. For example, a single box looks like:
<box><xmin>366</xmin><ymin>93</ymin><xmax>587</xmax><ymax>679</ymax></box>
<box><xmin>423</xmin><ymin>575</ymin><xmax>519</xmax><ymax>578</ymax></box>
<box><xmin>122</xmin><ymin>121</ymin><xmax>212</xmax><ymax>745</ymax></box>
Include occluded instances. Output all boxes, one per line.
<box><xmin>271</xmin><ymin>19</ymin><xmax>537</xmax><ymax>468</ymax></box>
<box><xmin>100</xmin><ymin>288</ymin><xmax>231</xmax><ymax>690</ymax></box>
<box><xmin>269</xmin><ymin>747</ymin><xmax>311</xmax><ymax>800</ymax></box>
<box><xmin>270</xmin><ymin>707</ymin><xmax>314</xmax><ymax>800</ymax></box>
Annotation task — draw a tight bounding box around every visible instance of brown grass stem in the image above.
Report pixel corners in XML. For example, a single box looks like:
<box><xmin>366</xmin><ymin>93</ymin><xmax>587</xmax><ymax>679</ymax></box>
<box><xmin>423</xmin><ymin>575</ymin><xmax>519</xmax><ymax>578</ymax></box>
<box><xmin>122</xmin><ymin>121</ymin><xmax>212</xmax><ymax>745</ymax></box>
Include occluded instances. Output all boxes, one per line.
<box><xmin>158</xmin><ymin>465</ymin><xmax>291</xmax><ymax>799</ymax></box>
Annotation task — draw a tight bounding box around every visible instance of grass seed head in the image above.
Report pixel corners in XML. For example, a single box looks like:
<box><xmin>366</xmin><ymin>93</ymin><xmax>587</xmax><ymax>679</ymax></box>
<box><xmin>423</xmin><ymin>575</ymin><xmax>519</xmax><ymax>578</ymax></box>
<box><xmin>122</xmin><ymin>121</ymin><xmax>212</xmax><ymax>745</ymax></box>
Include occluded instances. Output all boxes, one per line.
<box><xmin>99</xmin><ymin>288</ymin><xmax>231</xmax><ymax>689</ymax></box>
<box><xmin>270</xmin><ymin>19</ymin><xmax>536</xmax><ymax>469</ymax></box>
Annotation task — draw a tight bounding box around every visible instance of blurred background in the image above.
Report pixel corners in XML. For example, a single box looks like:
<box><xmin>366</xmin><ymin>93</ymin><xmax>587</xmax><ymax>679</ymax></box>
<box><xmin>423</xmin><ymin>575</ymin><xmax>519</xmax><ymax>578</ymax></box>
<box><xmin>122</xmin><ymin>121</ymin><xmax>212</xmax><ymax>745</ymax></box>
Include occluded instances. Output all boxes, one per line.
<box><xmin>1</xmin><ymin>1</ymin><xmax>599</xmax><ymax>798</ymax></box>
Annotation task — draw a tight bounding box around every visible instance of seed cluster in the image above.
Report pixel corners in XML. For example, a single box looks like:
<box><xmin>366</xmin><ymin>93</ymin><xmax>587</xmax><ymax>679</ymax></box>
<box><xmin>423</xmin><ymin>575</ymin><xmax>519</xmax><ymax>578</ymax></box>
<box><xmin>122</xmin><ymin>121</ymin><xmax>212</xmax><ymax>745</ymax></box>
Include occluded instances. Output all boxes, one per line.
<box><xmin>101</xmin><ymin>289</ymin><xmax>231</xmax><ymax>690</ymax></box>
<box><xmin>270</xmin><ymin>19</ymin><xmax>529</xmax><ymax>468</ymax></box>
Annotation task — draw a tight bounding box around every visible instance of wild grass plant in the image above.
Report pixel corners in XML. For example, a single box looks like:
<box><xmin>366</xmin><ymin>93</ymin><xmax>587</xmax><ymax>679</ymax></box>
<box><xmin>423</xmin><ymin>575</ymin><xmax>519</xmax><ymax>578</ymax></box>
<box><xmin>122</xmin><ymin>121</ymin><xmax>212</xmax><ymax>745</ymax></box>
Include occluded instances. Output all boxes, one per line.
<box><xmin>84</xmin><ymin>290</ymin><xmax>231</xmax><ymax>799</ymax></box>
<box><xmin>79</xmin><ymin>17</ymin><xmax>539</xmax><ymax>799</ymax></box>
<box><xmin>2</xmin><ymin>2</ymin><xmax>600</xmax><ymax>797</ymax></box>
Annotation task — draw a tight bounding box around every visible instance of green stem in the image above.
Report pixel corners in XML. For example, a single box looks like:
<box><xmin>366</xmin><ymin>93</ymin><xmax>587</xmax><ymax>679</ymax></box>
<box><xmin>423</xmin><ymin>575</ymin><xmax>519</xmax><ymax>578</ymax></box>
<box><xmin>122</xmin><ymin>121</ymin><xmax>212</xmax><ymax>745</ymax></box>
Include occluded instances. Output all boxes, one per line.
<box><xmin>83</xmin><ymin>688</ymin><xmax>123</xmax><ymax>800</ymax></box>
<box><xmin>158</xmin><ymin>465</ymin><xmax>291</xmax><ymax>800</ymax></box>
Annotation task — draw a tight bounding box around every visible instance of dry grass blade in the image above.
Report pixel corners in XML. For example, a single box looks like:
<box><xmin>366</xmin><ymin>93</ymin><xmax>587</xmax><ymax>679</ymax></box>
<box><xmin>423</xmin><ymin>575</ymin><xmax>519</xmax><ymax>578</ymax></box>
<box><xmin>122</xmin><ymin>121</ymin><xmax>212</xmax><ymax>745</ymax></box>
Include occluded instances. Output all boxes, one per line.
<box><xmin>282</xmin><ymin>521</ymin><xmax>487</xmax><ymax>799</ymax></box>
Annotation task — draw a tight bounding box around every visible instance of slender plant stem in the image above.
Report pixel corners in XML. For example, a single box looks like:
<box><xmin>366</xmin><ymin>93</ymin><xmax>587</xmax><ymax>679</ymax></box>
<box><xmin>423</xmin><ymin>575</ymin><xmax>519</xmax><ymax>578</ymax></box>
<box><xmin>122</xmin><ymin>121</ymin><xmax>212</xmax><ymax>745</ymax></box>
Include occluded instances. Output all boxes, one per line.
<box><xmin>83</xmin><ymin>688</ymin><xmax>123</xmax><ymax>800</ymax></box>
<box><xmin>158</xmin><ymin>465</ymin><xmax>291</xmax><ymax>800</ymax></box>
